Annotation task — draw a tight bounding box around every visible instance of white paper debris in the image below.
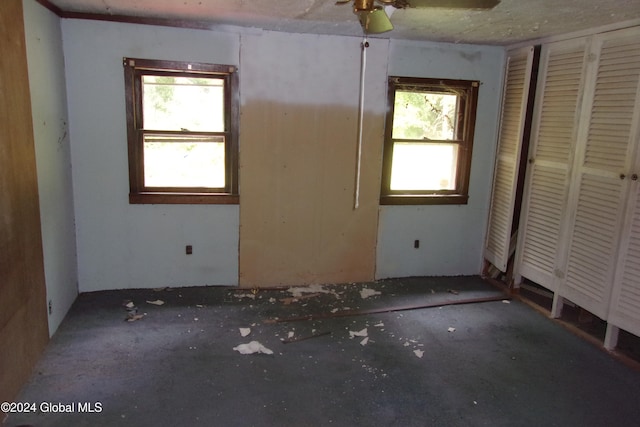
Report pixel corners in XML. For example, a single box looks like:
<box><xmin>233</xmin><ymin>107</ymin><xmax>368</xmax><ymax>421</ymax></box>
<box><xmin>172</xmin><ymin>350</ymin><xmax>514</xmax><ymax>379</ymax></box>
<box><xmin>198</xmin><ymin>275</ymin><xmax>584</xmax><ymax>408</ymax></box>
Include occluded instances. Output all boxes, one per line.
<box><xmin>448</xmin><ymin>327</ymin><xmax>456</xmax><ymax>332</ymax></box>
<box><xmin>374</xmin><ymin>322</ymin><xmax>385</xmax><ymax>327</ymax></box>
<box><xmin>239</xmin><ymin>328</ymin><xmax>251</xmax><ymax>337</ymax></box>
<box><xmin>287</xmin><ymin>331</ymin><xmax>295</xmax><ymax>339</ymax></box>
<box><xmin>288</xmin><ymin>284</ymin><xmax>334</xmax><ymax>297</ymax></box>
<box><xmin>146</xmin><ymin>299</ymin><xmax>165</xmax><ymax>306</ymax></box>
<box><xmin>360</xmin><ymin>288</ymin><xmax>381</xmax><ymax>299</ymax></box>
<box><xmin>360</xmin><ymin>337</ymin><xmax>369</xmax><ymax>346</ymax></box>
<box><xmin>414</xmin><ymin>349</ymin><xmax>424</xmax><ymax>358</ymax></box>
<box><xmin>125</xmin><ymin>301</ymin><xmax>135</xmax><ymax>309</ymax></box>
<box><xmin>196</xmin><ymin>304</ymin><xmax>204</xmax><ymax>308</ymax></box>
<box><xmin>403</xmin><ymin>342</ymin><xmax>410</xmax><ymax>347</ymax></box>
<box><xmin>126</xmin><ymin>313</ymin><xmax>146</xmax><ymax>322</ymax></box>
<box><xmin>234</xmin><ymin>293</ymin><xmax>256</xmax><ymax>300</ymax></box>
<box><xmin>502</xmin><ymin>300</ymin><xmax>511</xmax><ymax>304</ymax></box>
<box><xmin>330</xmin><ymin>308</ymin><xmax>339</xmax><ymax>313</ymax></box>
<box><xmin>233</xmin><ymin>341</ymin><xmax>274</xmax><ymax>355</ymax></box>
<box><xmin>349</xmin><ymin>328</ymin><xmax>368</xmax><ymax>338</ymax></box>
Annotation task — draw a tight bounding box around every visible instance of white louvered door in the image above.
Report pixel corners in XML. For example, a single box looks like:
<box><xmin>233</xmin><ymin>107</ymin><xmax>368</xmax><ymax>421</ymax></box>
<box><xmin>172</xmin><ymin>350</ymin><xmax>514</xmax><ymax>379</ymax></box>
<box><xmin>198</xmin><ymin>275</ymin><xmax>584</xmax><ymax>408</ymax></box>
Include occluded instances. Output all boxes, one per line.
<box><xmin>485</xmin><ymin>47</ymin><xmax>534</xmax><ymax>272</ymax></box>
<box><xmin>609</xmin><ymin>166</ymin><xmax>640</xmax><ymax>337</ymax></box>
<box><xmin>559</xmin><ymin>27</ymin><xmax>640</xmax><ymax>319</ymax></box>
<box><xmin>515</xmin><ymin>39</ymin><xmax>588</xmax><ymax>291</ymax></box>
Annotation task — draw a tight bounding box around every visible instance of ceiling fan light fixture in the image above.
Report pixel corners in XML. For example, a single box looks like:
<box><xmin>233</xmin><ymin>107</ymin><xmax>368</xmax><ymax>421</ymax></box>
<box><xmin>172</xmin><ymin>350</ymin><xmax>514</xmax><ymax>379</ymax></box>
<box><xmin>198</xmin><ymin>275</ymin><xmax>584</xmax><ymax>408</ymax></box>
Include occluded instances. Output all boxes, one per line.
<box><xmin>357</xmin><ymin>7</ymin><xmax>394</xmax><ymax>34</ymax></box>
<box><xmin>353</xmin><ymin>0</ymin><xmax>376</xmax><ymax>12</ymax></box>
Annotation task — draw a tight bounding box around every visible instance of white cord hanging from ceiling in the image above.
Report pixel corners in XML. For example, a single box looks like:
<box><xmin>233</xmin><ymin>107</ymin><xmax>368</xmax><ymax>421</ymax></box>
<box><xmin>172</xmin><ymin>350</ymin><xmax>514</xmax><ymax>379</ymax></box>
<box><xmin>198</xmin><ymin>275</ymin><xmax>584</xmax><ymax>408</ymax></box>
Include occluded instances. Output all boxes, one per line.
<box><xmin>354</xmin><ymin>36</ymin><xmax>368</xmax><ymax>210</ymax></box>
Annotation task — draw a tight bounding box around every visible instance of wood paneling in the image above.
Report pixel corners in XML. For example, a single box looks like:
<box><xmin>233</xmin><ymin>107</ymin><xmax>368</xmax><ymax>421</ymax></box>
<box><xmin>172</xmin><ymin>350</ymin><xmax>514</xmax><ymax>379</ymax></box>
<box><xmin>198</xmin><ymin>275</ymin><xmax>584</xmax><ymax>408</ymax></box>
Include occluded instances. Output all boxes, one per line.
<box><xmin>239</xmin><ymin>101</ymin><xmax>383</xmax><ymax>287</ymax></box>
<box><xmin>0</xmin><ymin>0</ymin><xmax>49</xmax><ymax>405</ymax></box>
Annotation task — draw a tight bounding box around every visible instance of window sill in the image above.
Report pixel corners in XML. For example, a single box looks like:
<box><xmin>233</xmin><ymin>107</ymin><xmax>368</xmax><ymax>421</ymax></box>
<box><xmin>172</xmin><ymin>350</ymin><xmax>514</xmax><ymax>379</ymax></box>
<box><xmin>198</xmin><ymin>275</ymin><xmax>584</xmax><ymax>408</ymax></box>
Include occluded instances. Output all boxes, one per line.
<box><xmin>380</xmin><ymin>194</ymin><xmax>469</xmax><ymax>205</ymax></box>
<box><xmin>129</xmin><ymin>192</ymin><xmax>239</xmax><ymax>205</ymax></box>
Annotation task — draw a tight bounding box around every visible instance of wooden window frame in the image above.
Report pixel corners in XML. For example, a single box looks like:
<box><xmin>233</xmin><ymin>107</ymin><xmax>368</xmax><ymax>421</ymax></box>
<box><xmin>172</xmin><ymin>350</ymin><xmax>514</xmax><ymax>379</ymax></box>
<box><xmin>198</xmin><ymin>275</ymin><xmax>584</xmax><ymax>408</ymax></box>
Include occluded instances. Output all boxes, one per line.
<box><xmin>380</xmin><ymin>77</ymin><xmax>479</xmax><ymax>205</ymax></box>
<box><xmin>123</xmin><ymin>57</ymin><xmax>239</xmax><ymax>204</ymax></box>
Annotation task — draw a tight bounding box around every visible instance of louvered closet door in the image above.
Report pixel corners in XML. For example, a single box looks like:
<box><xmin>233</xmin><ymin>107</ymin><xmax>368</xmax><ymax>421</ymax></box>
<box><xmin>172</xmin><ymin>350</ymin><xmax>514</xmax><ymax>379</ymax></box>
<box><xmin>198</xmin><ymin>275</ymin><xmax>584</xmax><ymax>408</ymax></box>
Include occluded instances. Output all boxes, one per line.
<box><xmin>560</xmin><ymin>27</ymin><xmax>640</xmax><ymax>319</ymax></box>
<box><xmin>485</xmin><ymin>47</ymin><xmax>534</xmax><ymax>272</ymax></box>
<box><xmin>609</xmin><ymin>167</ymin><xmax>640</xmax><ymax>336</ymax></box>
<box><xmin>515</xmin><ymin>39</ymin><xmax>588</xmax><ymax>291</ymax></box>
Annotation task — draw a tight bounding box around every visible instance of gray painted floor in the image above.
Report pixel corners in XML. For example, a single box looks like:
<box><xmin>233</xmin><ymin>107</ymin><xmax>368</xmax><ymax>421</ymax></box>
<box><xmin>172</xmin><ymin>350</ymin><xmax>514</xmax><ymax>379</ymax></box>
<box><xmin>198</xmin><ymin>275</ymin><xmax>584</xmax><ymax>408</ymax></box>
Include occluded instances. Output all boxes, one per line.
<box><xmin>4</xmin><ymin>276</ymin><xmax>640</xmax><ymax>427</ymax></box>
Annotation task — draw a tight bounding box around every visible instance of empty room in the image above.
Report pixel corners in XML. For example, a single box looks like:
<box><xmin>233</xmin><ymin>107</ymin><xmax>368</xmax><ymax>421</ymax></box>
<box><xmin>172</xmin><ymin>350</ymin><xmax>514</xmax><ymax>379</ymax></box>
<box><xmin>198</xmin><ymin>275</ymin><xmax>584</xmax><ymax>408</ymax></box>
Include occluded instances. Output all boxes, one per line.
<box><xmin>2</xmin><ymin>0</ymin><xmax>640</xmax><ymax>425</ymax></box>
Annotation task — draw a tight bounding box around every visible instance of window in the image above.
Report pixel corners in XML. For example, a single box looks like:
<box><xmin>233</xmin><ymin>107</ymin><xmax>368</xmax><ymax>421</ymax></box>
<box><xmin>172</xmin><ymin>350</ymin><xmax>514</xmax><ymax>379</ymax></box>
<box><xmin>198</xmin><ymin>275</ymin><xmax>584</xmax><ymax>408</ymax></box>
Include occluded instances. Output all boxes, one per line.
<box><xmin>380</xmin><ymin>77</ymin><xmax>479</xmax><ymax>205</ymax></box>
<box><xmin>123</xmin><ymin>58</ymin><xmax>239</xmax><ymax>204</ymax></box>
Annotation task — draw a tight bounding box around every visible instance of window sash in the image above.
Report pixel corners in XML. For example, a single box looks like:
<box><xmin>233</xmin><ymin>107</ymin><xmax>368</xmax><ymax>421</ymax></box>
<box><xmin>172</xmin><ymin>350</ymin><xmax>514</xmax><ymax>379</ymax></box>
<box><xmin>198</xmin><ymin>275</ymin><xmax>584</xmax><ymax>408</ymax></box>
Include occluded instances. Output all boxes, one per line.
<box><xmin>124</xmin><ymin>57</ymin><xmax>239</xmax><ymax>204</ymax></box>
<box><xmin>140</xmin><ymin>131</ymin><xmax>227</xmax><ymax>192</ymax></box>
<box><xmin>388</xmin><ymin>140</ymin><xmax>460</xmax><ymax>194</ymax></box>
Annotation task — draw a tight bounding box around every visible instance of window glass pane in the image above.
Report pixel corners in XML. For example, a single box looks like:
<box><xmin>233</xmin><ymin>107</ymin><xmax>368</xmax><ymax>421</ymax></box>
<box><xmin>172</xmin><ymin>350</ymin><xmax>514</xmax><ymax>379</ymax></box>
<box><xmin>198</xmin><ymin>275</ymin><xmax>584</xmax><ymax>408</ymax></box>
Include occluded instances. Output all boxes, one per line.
<box><xmin>142</xmin><ymin>76</ymin><xmax>224</xmax><ymax>132</ymax></box>
<box><xmin>392</xmin><ymin>90</ymin><xmax>458</xmax><ymax>140</ymax></box>
<box><xmin>390</xmin><ymin>142</ymin><xmax>458</xmax><ymax>191</ymax></box>
<box><xmin>143</xmin><ymin>134</ymin><xmax>225</xmax><ymax>188</ymax></box>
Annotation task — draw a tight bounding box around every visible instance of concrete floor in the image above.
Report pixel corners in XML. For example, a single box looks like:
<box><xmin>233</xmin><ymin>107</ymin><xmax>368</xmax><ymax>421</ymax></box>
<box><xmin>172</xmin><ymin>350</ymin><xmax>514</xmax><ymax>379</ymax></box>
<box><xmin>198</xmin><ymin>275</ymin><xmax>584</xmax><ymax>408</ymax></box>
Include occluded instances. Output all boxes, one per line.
<box><xmin>4</xmin><ymin>276</ymin><xmax>640</xmax><ymax>427</ymax></box>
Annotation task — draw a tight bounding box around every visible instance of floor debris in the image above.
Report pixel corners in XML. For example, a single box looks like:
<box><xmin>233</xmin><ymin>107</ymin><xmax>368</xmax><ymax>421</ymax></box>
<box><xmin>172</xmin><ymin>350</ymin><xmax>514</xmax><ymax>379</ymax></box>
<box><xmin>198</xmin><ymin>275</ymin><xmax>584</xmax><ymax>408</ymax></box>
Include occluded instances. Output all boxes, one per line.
<box><xmin>448</xmin><ymin>327</ymin><xmax>456</xmax><ymax>332</ymax></box>
<box><xmin>413</xmin><ymin>349</ymin><xmax>424</xmax><ymax>358</ymax></box>
<box><xmin>360</xmin><ymin>288</ymin><xmax>381</xmax><ymax>299</ymax></box>
<box><xmin>360</xmin><ymin>337</ymin><xmax>369</xmax><ymax>346</ymax></box>
<box><xmin>280</xmin><ymin>293</ymin><xmax>322</xmax><ymax>305</ymax></box>
<box><xmin>264</xmin><ymin>294</ymin><xmax>510</xmax><ymax>324</ymax></box>
<box><xmin>288</xmin><ymin>284</ymin><xmax>335</xmax><ymax>298</ymax></box>
<box><xmin>448</xmin><ymin>289</ymin><xmax>460</xmax><ymax>295</ymax></box>
<box><xmin>502</xmin><ymin>300</ymin><xmax>511</xmax><ymax>304</ymax></box>
<box><xmin>349</xmin><ymin>328</ymin><xmax>368</xmax><ymax>338</ymax></box>
<box><xmin>126</xmin><ymin>313</ymin><xmax>146</xmax><ymax>322</ymax></box>
<box><xmin>233</xmin><ymin>341</ymin><xmax>274</xmax><ymax>355</ymax></box>
<box><xmin>234</xmin><ymin>293</ymin><xmax>256</xmax><ymax>300</ymax></box>
<box><xmin>146</xmin><ymin>299</ymin><xmax>165</xmax><ymax>306</ymax></box>
<box><xmin>239</xmin><ymin>328</ymin><xmax>251</xmax><ymax>337</ymax></box>
<box><xmin>281</xmin><ymin>331</ymin><xmax>331</xmax><ymax>344</ymax></box>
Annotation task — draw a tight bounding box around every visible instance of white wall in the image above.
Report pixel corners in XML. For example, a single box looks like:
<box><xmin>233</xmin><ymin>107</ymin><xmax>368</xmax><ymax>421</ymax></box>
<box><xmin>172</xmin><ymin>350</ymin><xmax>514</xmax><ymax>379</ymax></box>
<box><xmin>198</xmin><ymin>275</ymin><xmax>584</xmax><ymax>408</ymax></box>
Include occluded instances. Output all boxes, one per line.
<box><xmin>23</xmin><ymin>0</ymin><xmax>78</xmax><ymax>335</ymax></box>
<box><xmin>62</xmin><ymin>20</ymin><xmax>240</xmax><ymax>292</ymax></box>
<box><xmin>376</xmin><ymin>39</ymin><xmax>505</xmax><ymax>279</ymax></box>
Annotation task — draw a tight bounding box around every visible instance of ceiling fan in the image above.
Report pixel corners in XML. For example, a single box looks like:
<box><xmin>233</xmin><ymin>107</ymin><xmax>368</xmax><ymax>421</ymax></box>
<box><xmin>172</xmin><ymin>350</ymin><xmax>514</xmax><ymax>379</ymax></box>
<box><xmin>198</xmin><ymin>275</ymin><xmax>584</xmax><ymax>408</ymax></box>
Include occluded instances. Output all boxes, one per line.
<box><xmin>336</xmin><ymin>0</ymin><xmax>501</xmax><ymax>34</ymax></box>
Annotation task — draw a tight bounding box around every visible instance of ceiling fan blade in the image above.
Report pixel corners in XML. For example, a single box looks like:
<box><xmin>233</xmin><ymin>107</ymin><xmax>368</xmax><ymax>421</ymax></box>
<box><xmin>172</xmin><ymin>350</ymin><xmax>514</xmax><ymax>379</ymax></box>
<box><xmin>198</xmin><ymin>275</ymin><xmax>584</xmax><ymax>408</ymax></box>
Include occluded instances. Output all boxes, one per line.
<box><xmin>357</xmin><ymin>7</ymin><xmax>394</xmax><ymax>33</ymax></box>
<box><xmin>406</xmin><ymin>0</ymin><xmax>500</xmax><ymax>9</ymax></box>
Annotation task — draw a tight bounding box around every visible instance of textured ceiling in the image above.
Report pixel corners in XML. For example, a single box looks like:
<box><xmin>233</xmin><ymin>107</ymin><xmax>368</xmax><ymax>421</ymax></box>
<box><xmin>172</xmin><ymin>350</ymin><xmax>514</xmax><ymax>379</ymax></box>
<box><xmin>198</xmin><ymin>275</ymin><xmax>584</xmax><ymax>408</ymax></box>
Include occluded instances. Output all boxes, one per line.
<box><xmin>48</xmin><ymin>0</ymin><xmax>640</xmax><ymax>45</ymax></box>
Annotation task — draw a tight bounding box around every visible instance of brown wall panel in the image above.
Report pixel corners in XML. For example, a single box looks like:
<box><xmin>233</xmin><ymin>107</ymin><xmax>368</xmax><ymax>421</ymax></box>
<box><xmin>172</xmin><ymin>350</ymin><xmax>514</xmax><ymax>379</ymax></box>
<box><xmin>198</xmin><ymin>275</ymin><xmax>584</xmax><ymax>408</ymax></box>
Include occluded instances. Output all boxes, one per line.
<box><xmin>0</xmin><ymin>0</ymin><xmax>49</xmax><ymax>405</ymax></box>
<box><xmin>239</xmin><ymin>101</ymin><xmax>383</xmax><ymax>287</ymax></box>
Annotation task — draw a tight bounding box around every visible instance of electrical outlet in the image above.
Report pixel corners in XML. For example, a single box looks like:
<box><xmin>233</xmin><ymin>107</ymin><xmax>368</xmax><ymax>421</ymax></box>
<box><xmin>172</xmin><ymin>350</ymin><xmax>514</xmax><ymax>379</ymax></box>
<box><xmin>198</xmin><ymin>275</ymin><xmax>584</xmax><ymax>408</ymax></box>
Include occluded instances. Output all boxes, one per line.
<box><xmin>186</xmin><ymin>245</ymin><xmax>193</xmax><ymax>255</ymax></box>
<box><xmin>414</xmin><ymin>240</ymin><xmax>420</xmax><ymax>249</ymax></box>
